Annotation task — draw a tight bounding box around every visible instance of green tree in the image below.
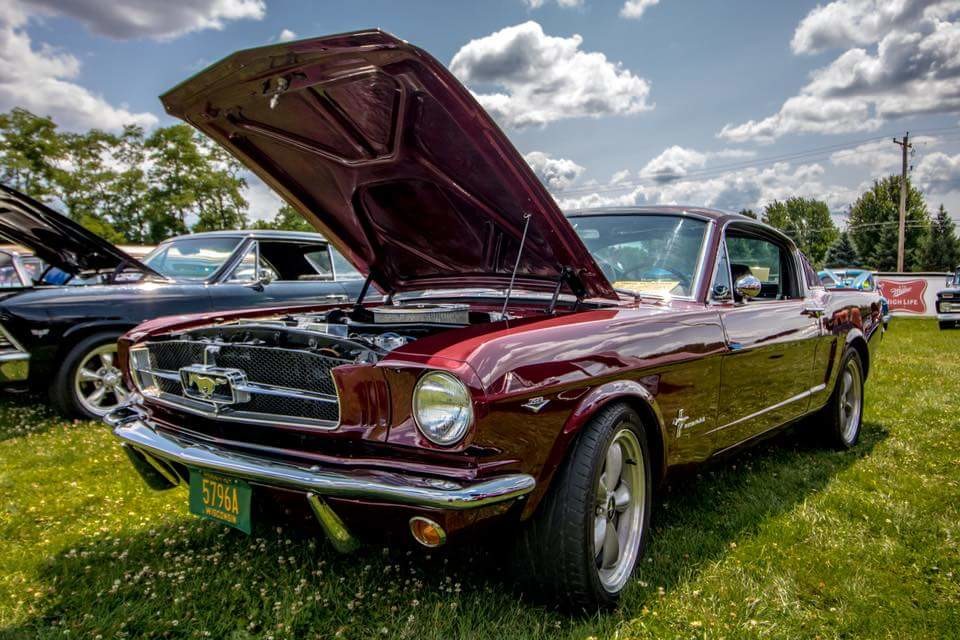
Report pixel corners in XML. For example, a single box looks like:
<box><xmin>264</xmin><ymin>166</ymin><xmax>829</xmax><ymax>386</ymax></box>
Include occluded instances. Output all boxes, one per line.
<box><xmin>144</xmin><ymin>125</ymin><xmax>204</xmax><ymax>241</ymax></box>
<box><xmin>848</xmin><ymin>175</ymin><xmax>929</xmax><ymax>272</ymax></box>
<box><xmin>921</xmin><ymin>204</ymin><xmax>959</xmax><ymax>272</ymax></box>
<box><xmin>251</xmin><ymin>204</ymin><xmax>314</xmax><ymax>232</ymax></box>
<box><xmin>823</xmin><ymin>231</ymin><xmax>860</xmax><ymax>268</ymax></box>
<box><xmin>52</xmin><ymin>129</ymin><xmax>119</xmax><ymax>221</ymax></box>
<box><xmin>762</xmin><ymin>197</ymin><xmax>838</xmax><ymax>265</ymax></box>
<box><xmin>0</xmin><ymin>108</ymin><xmax>63</xmax><ymax>200</ymax></box>
<box><xmin>191</xmin><ymin>142</ymin><xmax>248</xmax><ymax>232</ymax></box>
<box><xmin>107</xmin><ymin>126</ymin><xmax>152</xmax><ymax>243</ymax></box>
<box><xmin>738</xmin><ymin>208</ymin><xmax>757</xmax><ymax>219</ymax></box>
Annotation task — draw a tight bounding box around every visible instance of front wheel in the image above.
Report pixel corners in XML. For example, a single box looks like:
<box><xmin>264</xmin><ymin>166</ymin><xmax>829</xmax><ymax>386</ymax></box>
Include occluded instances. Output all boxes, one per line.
<box><xmin>940</xmin><ymin>320</ymin><xmax>954</xmax><ymax>330</ymax></box>
<box><xmin>50</xmin><ymin>332</ymin><xmax>130</xmax><ymax>419</ymax></box>
<box><xmin>512</xmin><ymin>403</ymin><xmax>652</xmax><ymax>610</ymax></box>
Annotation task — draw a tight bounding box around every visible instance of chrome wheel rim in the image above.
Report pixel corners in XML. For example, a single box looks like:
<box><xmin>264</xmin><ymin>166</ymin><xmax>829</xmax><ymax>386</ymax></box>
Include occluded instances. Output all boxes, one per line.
<box><xmin>839</xmin><ymin>358</ymin><xmax>862</xmax><ymax>443</ymax></box>
<box><xmin>74</xmin><ymin>343</ymin><xmax>127</xmax><ymax>417</ymax></box>
<box><xmin>594</xmin><ymin>426</ymin><xmax>645</xmax><ymax>593</ymax></box>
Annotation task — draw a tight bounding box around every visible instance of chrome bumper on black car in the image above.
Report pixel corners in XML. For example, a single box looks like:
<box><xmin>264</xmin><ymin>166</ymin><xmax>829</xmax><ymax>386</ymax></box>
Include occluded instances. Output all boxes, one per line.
<box><xmin>107</xmin><ymin>407</ymin><xmax>535</xmax><ymax>511</ymax></box>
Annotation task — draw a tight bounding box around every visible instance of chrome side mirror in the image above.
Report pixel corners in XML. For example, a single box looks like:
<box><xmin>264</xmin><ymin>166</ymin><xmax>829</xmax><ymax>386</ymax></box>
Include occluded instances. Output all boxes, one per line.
<box><xmin>735</xmin><ymin>275</ymin><xmax>762</xmax><ymax>300</ymax></box>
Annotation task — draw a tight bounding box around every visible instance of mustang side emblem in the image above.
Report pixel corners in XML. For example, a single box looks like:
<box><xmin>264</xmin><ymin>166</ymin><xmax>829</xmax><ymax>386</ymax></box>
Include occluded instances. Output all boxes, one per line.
<box><xmin>673</xmin><ymin>408</ymin><xmax>706</xmax><ymax>438</ymax></box>
<box><xmin>522</xmin><ymin>396</ymin><xmax>550</xmax><ymax>413</ymax></box>
<box><xmin>187</xmin><ymin>372</ymin><xmax>219</xmax><ymax>399</ymax></box>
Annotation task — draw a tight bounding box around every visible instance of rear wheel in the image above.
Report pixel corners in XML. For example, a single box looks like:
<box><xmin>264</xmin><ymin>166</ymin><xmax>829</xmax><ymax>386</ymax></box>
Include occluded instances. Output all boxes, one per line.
<box><xmin>818</xmin><ymin>347</ymin><xmax>864</xmax><ymax>449</ymax></box>
<box><xmin>50</xmin><ymin>332</ymin><xmax>130</xmax><ymax>419</ymax></box>
<box><xmin>512</xmin><ymin>403</ymin><xmax>652</xmax><ymax>610</ymax></box>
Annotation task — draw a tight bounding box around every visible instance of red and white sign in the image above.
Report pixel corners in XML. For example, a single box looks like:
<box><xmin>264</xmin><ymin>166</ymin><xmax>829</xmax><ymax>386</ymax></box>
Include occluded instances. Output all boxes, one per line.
<box><xmin>876</xmin><ymin>278</ymin><xmax>928</xmax><ymax>314</ymax></box>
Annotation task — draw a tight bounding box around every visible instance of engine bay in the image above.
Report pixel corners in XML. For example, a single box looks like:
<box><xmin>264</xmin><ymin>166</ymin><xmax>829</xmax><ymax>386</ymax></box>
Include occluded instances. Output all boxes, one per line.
<box><xmin>173</xmin><ymin>303</ymin><xmax>500</xmax><ymax>363</ymax></box>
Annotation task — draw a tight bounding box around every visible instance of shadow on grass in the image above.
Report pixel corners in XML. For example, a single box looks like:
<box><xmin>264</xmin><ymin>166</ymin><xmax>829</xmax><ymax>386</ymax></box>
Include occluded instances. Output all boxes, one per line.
<box><xmin>1</xmin><ymin>421</ymin><xmax>887</xmax><ymax>639</ymax></box>
<box><xmin>0</xmin><ymin>390</ymin><xmax>64</xmax><ymax>442</ymax></box>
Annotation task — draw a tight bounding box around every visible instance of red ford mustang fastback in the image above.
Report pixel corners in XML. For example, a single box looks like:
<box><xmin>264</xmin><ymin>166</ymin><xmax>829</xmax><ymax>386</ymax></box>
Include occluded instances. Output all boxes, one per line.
<box><xmin>109</xmin><ymin>30</ymin><xmax>884</xmax><ymax>609</ymax></box>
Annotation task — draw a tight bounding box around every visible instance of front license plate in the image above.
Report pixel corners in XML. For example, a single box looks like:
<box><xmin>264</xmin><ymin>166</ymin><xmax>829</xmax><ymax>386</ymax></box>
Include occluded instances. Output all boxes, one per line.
<box><xmin>188</xmin><ymin>469</ymin><xmax>252</xmax><ymax>534</ymax></box>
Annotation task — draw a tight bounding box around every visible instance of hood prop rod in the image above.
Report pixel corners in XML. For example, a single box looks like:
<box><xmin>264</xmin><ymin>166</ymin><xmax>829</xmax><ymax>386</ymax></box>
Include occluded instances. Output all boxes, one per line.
<box><xmin>353</xmin><ymin>272</ymin><xmax>376</xmax><ymax>312</ymax></box>
<box><xmin>547</xmin><ymin>267</ymin><xmax>572</xmax><ymax>315</ymax></box>
<box><xmin>501</xmin><ymin>213</ymin><xmax>532</xmax><ymax>318</ymax></box>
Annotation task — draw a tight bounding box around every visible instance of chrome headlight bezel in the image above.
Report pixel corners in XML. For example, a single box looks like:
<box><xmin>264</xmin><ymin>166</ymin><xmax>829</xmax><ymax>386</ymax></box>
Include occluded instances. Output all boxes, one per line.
<box><xmin>412</xmin><ymin>371</ymin><xmax>474</xmax><ymax>446</ymax></box>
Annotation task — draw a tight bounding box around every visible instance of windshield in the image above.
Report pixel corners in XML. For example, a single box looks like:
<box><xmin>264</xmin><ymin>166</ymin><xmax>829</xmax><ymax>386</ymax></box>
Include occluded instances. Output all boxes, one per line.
<box><xmin>570</xmin><ymin>214</ymin><xmax>708</xmax><ymax>297</ymax></box>
<box><xmin>143</xmin><ymin>236</ymin><xmax>241</xmax><ymax>281</ymax></box>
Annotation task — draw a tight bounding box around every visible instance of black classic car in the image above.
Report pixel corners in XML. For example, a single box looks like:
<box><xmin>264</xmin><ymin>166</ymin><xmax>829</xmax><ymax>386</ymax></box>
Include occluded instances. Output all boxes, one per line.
<box><xmin>0</xmin><ymin>185</ymin><xmax>367</xmax><ymax>418</ymax></box>
<box><xmin>937</xmin><ymin>266</ymin><xmax>960</xmax><ymax>329</ymax></box>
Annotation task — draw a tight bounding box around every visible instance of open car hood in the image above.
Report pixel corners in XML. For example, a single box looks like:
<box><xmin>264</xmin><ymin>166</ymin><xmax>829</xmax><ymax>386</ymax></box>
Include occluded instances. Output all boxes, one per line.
<box><xmin>160</xmin><ymin>29</ymin><xmax>616</xmax><ymax>300</ymax></box>
<box><xmin>0</xmin><ymin>185</ymin><xmax>162</xmax><ymax>280</ymax></box>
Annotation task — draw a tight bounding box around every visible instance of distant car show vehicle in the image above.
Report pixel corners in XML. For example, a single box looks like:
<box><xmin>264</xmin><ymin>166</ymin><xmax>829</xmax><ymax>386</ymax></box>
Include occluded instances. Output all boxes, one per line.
<box><xmin>0</xmin><ymin>185</ymin><xmax>367</xmax><ymax>418</ymax></box>
<box><xmin>819</xmin><ymin>268</ymin><xmax>891</xmax><ymax>328</ymax></box>
<box><xmin>108</xmin><ymin>30</ymin><xmax>886</xmax><ymax>610</ymax></box>
<box><xmin>936</xmin><ymin>266</ymin><xmax>960</xmax><ymax>329</ymax></box>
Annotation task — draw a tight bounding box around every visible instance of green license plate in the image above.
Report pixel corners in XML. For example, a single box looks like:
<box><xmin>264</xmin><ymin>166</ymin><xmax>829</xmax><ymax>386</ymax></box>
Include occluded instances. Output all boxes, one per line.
<box><xmin>188</xmin><ymin>469</ymin><xmax>252</xmax><ymax>534</ymax></box>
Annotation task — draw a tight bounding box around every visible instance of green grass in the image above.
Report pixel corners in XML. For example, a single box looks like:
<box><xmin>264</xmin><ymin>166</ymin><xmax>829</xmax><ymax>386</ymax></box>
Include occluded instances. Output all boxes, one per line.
<box><xmin>1</xmin><ymin>319</ymin><xmax>958</xmax><ymax>639</ymax></box>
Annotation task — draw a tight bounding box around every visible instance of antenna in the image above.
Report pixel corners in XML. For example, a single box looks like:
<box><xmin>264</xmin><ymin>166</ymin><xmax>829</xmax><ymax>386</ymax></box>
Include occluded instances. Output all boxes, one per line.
<box><xmin>500</xmin><ymin>212</ymin><xmax>533</xmax><ymax>318</ymax></box>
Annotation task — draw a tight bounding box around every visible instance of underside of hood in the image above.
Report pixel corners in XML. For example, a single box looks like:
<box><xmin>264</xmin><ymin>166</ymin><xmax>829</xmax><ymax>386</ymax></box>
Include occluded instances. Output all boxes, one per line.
<box><xmin>0</xmin><ymin>185</ymin><xmax>161</xmax><ymax>280</ymax></box>
<box><xmin>160</xmin><ymin>29</ymin><xmax>616</xmax><ymax>300</ymax></box>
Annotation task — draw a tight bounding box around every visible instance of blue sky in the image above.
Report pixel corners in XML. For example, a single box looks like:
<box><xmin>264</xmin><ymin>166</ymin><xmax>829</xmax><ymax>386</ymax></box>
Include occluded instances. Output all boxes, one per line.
<box><xmin>2</xmin><ymin>0</ymin><xmax>959</xmax><ymax>223</ymax></box>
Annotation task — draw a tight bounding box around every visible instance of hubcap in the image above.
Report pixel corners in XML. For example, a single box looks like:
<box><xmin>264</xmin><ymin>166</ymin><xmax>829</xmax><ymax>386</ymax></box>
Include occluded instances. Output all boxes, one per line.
<box><xmin>74</xmin><ymin>343</ymin><xmax>128</xmax><ymax>417</ymax></box>
<box><xmin>594</xmin><ymin>426</ymin><xmax>645</xmax><ymax>593</ymax></box>
<box><xmin>839</xmin><ymin>358</ymin><xmax>863</xmax><ymax>443</ymax></box>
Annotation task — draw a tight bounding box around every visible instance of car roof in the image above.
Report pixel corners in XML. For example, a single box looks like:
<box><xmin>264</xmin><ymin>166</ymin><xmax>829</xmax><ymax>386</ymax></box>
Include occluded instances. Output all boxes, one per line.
<box><xmin>564</xmin><ymin>206</ymin><xmax>795</xmax><ymax>247</ymax></box>
<box><xmin>160</xmin><ymin>229</ymin><xmax>329</xmax><ymax>243</ymax></box>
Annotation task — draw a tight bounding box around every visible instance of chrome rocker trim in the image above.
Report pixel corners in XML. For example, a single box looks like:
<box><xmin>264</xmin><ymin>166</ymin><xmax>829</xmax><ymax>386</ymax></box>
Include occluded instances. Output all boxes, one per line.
<box><xmin>109</xmin><ymin>413</ymin><xmax>536</xmax><ymax>511</ymax></box>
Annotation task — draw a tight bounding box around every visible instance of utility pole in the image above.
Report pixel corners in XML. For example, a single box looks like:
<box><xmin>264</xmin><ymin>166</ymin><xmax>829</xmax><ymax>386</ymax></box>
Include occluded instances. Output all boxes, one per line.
<box><xmin>893</xmin><ymin>132</ymin><xmax>911</xmax><ymax>272</ymax></box>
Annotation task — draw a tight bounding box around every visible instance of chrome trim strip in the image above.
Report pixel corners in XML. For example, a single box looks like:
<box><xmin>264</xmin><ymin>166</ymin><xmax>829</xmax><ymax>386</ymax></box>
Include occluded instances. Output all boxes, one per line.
<box><xmin>135</xmin><ymin>366</ymin><xmax>339</xmax><ymax>404</ymax></box>
<box><xmin>936</xmin><ymin>312</ymin><xmax>960</xmax><ymax>320</ymax></box>
<box><xmin>144</xmin><ymin>391</ymin><xmax>340</xmax><ymax>430</ymax></box>
<box><xmin>708</xmin><ymin>384</ymin><xmax>827</xmax><ymax>435</ymax></box>
<box><xmin>112</xmin><ymin>418</ymin><xmax>536</xmax><ymax>510</ymax></box>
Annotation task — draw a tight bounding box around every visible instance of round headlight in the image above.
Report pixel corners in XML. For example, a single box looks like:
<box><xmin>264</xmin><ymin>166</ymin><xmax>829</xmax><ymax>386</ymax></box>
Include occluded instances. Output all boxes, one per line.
<box><xmin>412</xmin><ymin>371</ymin><xmax>473</xmax><ymax>446</ymax></box>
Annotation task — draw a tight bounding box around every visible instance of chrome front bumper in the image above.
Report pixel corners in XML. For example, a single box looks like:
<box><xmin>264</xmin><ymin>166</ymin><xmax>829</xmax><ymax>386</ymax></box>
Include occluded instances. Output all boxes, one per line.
<box><xmin>108</xmin><ymin>411</ymin><xmax>535</xmax><ymax>511</ymax></box>
<box><xmin>937</xmin><ymin>312</ymin><xmax>960</xmax><ymax>322</ymax></box>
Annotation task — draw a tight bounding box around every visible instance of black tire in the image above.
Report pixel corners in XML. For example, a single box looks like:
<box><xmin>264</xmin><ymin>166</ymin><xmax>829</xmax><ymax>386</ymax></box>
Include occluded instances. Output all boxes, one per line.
<box><xmin>940</xmin><ymin>320</ymin><xmax>953</xmax><ymax>330</ymax></box>
<box><xmin>818</xmin><ymin>347</ymin><xmax>865</xmax><ymax>449</ymax></box>
<box><xmin>511</xmin><ymin>403</ymin><xmax>652</xmax><ymax>611</ymax></box>
<box><xmin>50</xmin><ymin>331</ymin><xmax>126</xmax><ymax>419</ymax></box>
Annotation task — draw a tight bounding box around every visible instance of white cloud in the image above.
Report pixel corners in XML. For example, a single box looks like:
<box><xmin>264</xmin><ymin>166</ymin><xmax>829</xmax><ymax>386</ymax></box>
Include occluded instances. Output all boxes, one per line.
<box><xmin>523</xmin><ymin>0</ymin><xmax>584</xmax><ymax>8</ymax></box>
<box><xmin>559</xmin><ymin>160</ymin><xmax>857</xmax><ymax>214</ymax></box>
<box><xmin>914</xmin><ymin>151</ymin><xmax>960</xmax><ymax>196</ymax></box>
<box><xmin>620</xmin><ymin>0</ymin><xmax>660</xmax><ymax>20</ymax></box>
<box><xmin>449</xmin><ymin>21</ymin><xmax>653</xmax><ymax>128</ymax></box>
<box><xmin>244</xmin><ymin>173</ymin><xmax>285</xmax><ymax>222</ymax></box>
<box><xmin>719</xmin><ymin>1</ymin><xmax>960</xmax><ymax>142</ymax></box>
<box><xmin>791</xmin><ymin>0</ymin><xmax>953</xmax><ymax>54</ymax></box>
<box><xmin>524</xmin><ymin>151</ymin><xmax>585</xmax><ymax>191</ymax></box>
<box><xmin>0</xmin><ymin>8</ymin><xmax>157</xmax><ymax>131</ymax></box>
<box><xmin>16</xmin><ymin>0</ymin><xmax>265</xmax><ymax>40</ymax></box>
<box><xmin>278</xmin><ymin>28</ymin><xmax>297</xmax><ymax>42</ymax></box>
<box><xmin>639</xmin><ymin>145</ymin><xmax>755</xmax><ymax>183</ymax></box>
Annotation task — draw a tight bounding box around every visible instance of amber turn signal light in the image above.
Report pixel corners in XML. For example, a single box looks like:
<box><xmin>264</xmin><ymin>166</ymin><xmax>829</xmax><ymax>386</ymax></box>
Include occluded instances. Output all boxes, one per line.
<box><xmin>409</xmin><ymin>516</ymin><xmax>447</xmax><ymax>547</ymax></box>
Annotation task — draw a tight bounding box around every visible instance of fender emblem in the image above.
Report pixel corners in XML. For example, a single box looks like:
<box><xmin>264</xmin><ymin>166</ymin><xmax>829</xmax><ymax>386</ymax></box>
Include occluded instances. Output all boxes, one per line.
<box><xmin>521</xmin><ymin>396</ymin><xmax>550</xmax><ymax>413</ymax></box>
<box><xmin>673</xmin><ymin>408</ymin><xmax>705</xmax><ymax>438</ymax></box>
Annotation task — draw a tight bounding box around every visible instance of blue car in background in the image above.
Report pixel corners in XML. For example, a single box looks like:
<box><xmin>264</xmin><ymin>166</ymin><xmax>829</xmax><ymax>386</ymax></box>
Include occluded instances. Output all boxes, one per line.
<box><xmin>818</xmin><ymin>268</ymin><xmax>891</xmax><ymax>328</ymax></box>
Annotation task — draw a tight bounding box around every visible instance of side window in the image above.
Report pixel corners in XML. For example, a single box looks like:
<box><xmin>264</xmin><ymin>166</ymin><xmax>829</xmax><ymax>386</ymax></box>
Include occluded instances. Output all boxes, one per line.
<box><xmin>726</xmin><ymin>232</ymin><xmax>798</xmax><ymax>300</ymax></box>
<box><xmin>330</xmin><ymin>247</ymin><xmax>364</xmax><ymax>281</ymax></box>
<box><xmin>861</xmin><ymin>275</ymin><xmax>875</xmax><ymax>292</ymax></box>
<box><xmin>226</xmin><ymin>243</ymin><xmax>277</xmax><ymax>283</ymax></box>
<box><xmin>0</xmin><ymin>253</ymin><xmax>20</xmax><ymax>287</ymax></box>
<box><xmin>302</xmin><ymin>249</ymin><xmax>333</xmax><ymax>281</ymax></box>
<box><xmin>710</xmin><ymin>241</ymin><xmax>733</xmax><ymax>302</ymax></box>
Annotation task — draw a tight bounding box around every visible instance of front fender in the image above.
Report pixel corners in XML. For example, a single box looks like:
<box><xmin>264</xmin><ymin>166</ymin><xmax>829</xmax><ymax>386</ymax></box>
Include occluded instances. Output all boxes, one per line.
<box><xmin>521</xmin><ymin>379</ymin><xmax>667</xmax><ymax>519</ymax></box>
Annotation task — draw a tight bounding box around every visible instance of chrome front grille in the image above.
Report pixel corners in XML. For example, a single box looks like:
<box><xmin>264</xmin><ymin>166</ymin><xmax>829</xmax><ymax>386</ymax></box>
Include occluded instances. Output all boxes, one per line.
<box><xmin>131</xmin><ymin>340</ymin><xmax>347</xmax><ymax>428</ymax></box>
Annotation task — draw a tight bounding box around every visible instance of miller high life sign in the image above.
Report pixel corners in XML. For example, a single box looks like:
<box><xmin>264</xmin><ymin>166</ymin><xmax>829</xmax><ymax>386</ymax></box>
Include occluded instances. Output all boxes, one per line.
<box><xmin>877</xmin><ymin>278</ymin><xmax>928</xmax><ymax>314</ymax></box>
